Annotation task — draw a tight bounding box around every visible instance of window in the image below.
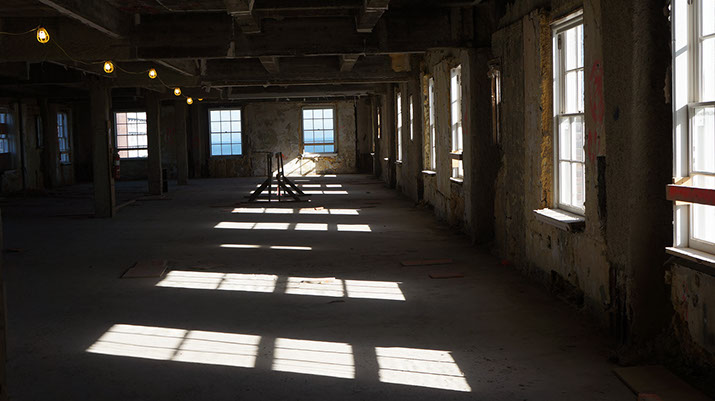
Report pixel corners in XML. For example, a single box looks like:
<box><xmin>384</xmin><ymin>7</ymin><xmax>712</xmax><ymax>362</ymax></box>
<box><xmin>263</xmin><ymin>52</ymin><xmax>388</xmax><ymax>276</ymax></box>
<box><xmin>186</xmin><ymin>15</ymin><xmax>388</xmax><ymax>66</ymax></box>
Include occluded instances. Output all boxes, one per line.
<box><xmin>57</xmin><ymin>112</ymin><xmax>70</xmax><ymax>164</ymax></box>
<box><xmin>672</xmin><ymin>0</ymin><xmax>715</xmax><ymax>254</ymax></box>
<box><xmin>210</xmin><ymin>109</ymin><xmax>243</xmax><ymax>156</ymax></box>
<box><xmin>302</xmin><ymin>107</ymin><xmax>335</xmax><ymax>154</ymax></box>
<box><xmin>396</xmin><ymin>91</ymin><xmax>402</xmax><ymax>162</ymax></box>
<box><xmin>488</xmin><ymin>61</ymin><xmax>502</xmax><ymax>145</ymax></box>
<box><xmin>428</xmin><ymin>77</ymin><xmax>436</xmax><ymax>170</ymax></box>
<box><xmin>553</xmin><ymin>14</ymin><xmax>585</xmax><ymax>214</ymax></box>
<box><xmin>409</xmin><ymin>95</ymin><xmax>414</xmax><ymax>141</ymax></box>
<box><xmin>0</xmin><ymin>112</ymin><xmax>10</xmax><ymax>154</ymax></box>
<box><xmin>36</xmin><ymin>115</ymin><xmax>43</xmax><ymax>149</ymax></box>
<box><xmin>115</xmin><ymin>112</ymin><xmax>148</xmax><ymax>158</ymax></box>
<box><xmin>450</xmin><ymin>65</ymin><xmax>463</xmax><ymax>178</ymax></box>
<box><xmin>377</xmin><ymin>106</ymin><xmax>381</xmax><ymax>140</ymax></box>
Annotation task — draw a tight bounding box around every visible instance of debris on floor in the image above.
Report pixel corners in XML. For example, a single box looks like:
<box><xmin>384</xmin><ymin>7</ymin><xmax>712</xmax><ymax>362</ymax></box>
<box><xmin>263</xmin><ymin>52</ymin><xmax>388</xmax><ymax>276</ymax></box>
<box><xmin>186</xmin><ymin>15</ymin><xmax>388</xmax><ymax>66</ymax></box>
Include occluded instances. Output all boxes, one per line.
<box><xmin>614</xmin><ymin>365</ymin><xmax>711</xmax><ymax>401</ymax></box>
<box><xmin>401</xmin><ymin>258</ymin><xmax>454</xmax><ymax>267</ymax></box>
<box><xmin>122</xmin><ymin>260</ymin><xmax>168</xmax><ymax>278</ymax></box>
<box><xmin>301</xmin><ymin>277</ymin><xmax>335</xmax><ymax>284</ymax></box>
<box><xmin>429</xmin><ymin>272</ymin><xmax>464</xmax><ymax>279</ymax></box>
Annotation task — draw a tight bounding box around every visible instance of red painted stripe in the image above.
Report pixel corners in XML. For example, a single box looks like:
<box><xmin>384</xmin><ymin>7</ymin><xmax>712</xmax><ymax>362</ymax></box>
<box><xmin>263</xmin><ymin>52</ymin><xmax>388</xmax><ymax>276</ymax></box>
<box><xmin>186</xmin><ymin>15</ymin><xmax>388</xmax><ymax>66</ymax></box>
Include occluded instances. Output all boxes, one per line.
<box><xmin>666</xmin><ymin>184</ymin><xmax>715</xmax><ymax>206</ymax></box>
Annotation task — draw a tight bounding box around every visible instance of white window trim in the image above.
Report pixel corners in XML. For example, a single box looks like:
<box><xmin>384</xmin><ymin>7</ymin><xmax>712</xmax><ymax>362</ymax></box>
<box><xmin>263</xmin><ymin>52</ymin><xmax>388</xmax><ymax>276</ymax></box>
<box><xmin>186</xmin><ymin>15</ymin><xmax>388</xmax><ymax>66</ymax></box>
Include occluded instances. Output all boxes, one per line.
<box><xmin>301</xmin><ymin>105</ymin><xmax>337</xmax><ymax>155</ymax></box>
<box><xmin>428</xmin><ymin>77</ymin><xmax>436</xmax><ymax>171</ymax></box>
<box><xmin>672</xmin><ymin>0</ymin><xmax>715</xmax><ymax>256</ymax></box>
<box><xmin>209</xmin><ymin>108</ymin><xmax>244</xmax><ymax>157</ymax></box>
<box><xmin>450</xmin><ymin>65</ymin><xmax>464</xmax><ymax>179</ymax></box>
<box><xmin>396</xmin><ymin>90</ymin><xmax>403</xmax><ymax>162</ymax></box>
<box><xmin>552</xmin><ymin>11</ymin><xmax>586</xmax><ymax>216</ymax></box>
<box><xmin>114</xmin><ymin>110</ymin><xmax>148</xmax><ymax>159</ymax></box>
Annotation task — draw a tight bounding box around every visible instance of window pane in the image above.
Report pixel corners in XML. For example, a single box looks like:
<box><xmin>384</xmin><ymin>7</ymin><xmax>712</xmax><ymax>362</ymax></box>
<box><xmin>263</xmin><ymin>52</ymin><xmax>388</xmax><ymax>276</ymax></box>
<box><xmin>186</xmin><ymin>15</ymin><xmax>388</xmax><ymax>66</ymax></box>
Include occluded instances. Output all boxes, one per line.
<box><xmin>565</xmin><ymin>27</ymin><xmax>578</xmax><ymax>71</ymax></box>
<box><xmin>313</xmin><ymin>109</ymin><xmax>322</xmax><ymax>119</ymax></box>
<box><xmin>578</xmin><ymin>69</ymin><xmax>585</xmax><ymax>113</ymax></box>
<box><xmin>565</xmin><ymin>71</ymin><xmax>579</xmax><ymax>114</ymax></box>
<box><xmin>560</xmin><ymin>161</ymin><xmax>572</xmax><ymax>206</ymax></box>
<box><xmin>211</xmin><ymin>122</ymin><xmax>221</xmax><ymax>133</ymax></box>
<box><xmin>703</xmin><ymin>0</ymin><xmax>715</xmax><ymax>37</ymax></box>
<box><xmin>210</xmin><ymin>110</ymin><xmax>221</xmax><ymax>121</ymax></box>
<box><xmin>222</xmin><ymin>144</ymin><xmax>231</xmax><ymax>154</ymax></box>
<box><xmin>212</xmin><ymin>145</ymin><xmax>221</xmax><ymax>155</ymax></box>
<box><xmin>559</xmin><ymin>117</ymin><xmax>571</xmax><ymax>160</ymax></box>
<box><xmin>702</xmin><ymin>37</ymin><xmax>715</xmax><ymax>101</ymax></box>
<box><xmin>221</xmin><ymin>121</ymin><xmax>231</xmax><ymax>133</ymax></box>
<box><xmin>305</xmin><ymin>145</ymin><xmax>315</xmax><ymax>153</ymax></box>
<box><xmin>232</xmin><ymin>144</ymin><xmax>242</xmax><ymax>155</ymax></box>
<box><xmin>324</xmin><ymin>145</ymin><xmax>334</xmax><ymax>153</ymax></box>
<box><xmin>324</xmin><ymin>109</ymin><xmax>333</xmax><ymax>119</ymax></box>
<box><xmin>138</xmin><ymin>150</ymin><xmax>148</xmax><ymax>158</ymax></box>
<box><xmin>303</xmin><ymin>110</ymin><xmax>312</xmax><ymax>119</ymax></box>
<box><xmin>572</xmin><ymin>162</ymin><xmax>585</xmax><ymax>209</ymax></box>
<box><xmin>571</xmin><ymin>116</ymin><xmax>584</xmax><ymax>162</ymax></box>
<box><xmin>221</xmin><ymin>110</ymin><xmax>231</xmax><ymax>121</ymax></box>
<box><xmin>116</xmin><ymin>113</ymin><xmax>127</xmax><ymax>124</ymax></box>
<box><xmin>304</xmin><ymin>120</ymin><xmax>313</xmax><ymax>130</ymax></box>
<box><xmin>231</xmin><ymin>121</ymin><xmax>241</xmax><ymax>132</ymax></box>
<box><xmin>693</xmin><ymin>106</ymin><xmax>715</xmax><ymax>173</ymax></box>
<box><xmin>211</xmin><ymin>134</ymin><xmax>221</xmax><ymax>145</ymax></box>
<box><xmin>232</xmin><ymin>133</ymin><xmax>241</xmax><ymax>144</ymax></box>
<box><xmin>231</xmin><ymin>110</ymin><xmax>240</xmax><ymax>121</ymax></box>
<box><xmin>325</xmin><ymin>131</ymin><xmax>334</xmax><ymax>142</ymax></box>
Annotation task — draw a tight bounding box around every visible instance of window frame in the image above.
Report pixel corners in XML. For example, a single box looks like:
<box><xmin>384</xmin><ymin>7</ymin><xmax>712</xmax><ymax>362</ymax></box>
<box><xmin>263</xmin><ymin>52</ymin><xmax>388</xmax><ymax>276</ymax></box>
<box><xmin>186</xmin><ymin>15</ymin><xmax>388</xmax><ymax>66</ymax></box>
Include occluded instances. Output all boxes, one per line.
<box><xmin>209</xmin><ymin>108</ymin><xmax>244</xmax><ymax>157</ymax></box>
<box><xmin>396</xmin><ymin>90</ymin><xmax>403</xmax><ymax>162</ymax></box>
<box><xmin>428</xmin><ymin>77</ymin><xmax>436</xmax><ymax>171</ymax></box>
<box><xmin>552</xmin><ymin>11</ymin><xmax>586</xmax><ymax>215</ymax></box>
<box><xmin>301</xmin><ymin>105</ymin><xmax>337</xmax><ymax>155</ymax></box>
<box><xmin>0</xmin><ymin>110</ymin><xmax>11</xmax><ymax>155</ymax></box>
<box><xmin>114</xmin><ymin>110</ymin><xmax>148</xmax><ymax>159</ymax></box>
<box><xmin>57</xmin><ymin>111</ymin><xmax>71</xmax><ymax>165</ymax></box>
<box><xmin>672</xmin><ymin>0</ymin><xmax>715</xmax><ymax>255</ymax></box>
<box><xmin>450</xmin><ymin>65</ymin><xmax>464</xmax><ymax>179</ymax></box>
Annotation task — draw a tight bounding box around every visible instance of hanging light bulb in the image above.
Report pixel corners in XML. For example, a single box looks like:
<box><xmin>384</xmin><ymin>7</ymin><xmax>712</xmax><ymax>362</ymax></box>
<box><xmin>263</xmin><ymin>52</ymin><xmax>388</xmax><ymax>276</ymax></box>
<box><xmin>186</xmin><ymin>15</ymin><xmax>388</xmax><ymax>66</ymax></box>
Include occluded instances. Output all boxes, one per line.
<box><xmin>186</xmin><ymin>97</ymin><xmax>193</xmax><ymax>105</ymax></box>
<box><xmin>36</xmin><ymin>26</ymin><xmax>50</xmax><ymax>44</ymax></box>
<box><xmin>198</xmin><ymin>98</ymin><xmax>203</xmax><ymax>102</ymax></box>
<box><xmin>148</xmin><ymin>68</ymin><xmax>157</xmax><ymax>79</ymax></box>
<box><xmin>103</xmin><ymin>61</ymin><xmax>114</xmax><ymax>74</ymax></box>
<box><xmin>174</xmin><ymin>87</ymin><xmax>181</xmax><ymax>96</ymax></box>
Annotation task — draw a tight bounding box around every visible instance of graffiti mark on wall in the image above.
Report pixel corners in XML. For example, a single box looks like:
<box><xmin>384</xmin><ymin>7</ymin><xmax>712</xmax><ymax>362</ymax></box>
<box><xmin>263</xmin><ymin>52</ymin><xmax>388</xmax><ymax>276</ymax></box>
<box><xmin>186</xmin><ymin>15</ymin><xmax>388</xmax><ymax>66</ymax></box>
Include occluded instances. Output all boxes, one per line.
<box><xmin>586</xmin><ymin>60</ymin><xmax>604</xmax><ymax>164</ymax></box>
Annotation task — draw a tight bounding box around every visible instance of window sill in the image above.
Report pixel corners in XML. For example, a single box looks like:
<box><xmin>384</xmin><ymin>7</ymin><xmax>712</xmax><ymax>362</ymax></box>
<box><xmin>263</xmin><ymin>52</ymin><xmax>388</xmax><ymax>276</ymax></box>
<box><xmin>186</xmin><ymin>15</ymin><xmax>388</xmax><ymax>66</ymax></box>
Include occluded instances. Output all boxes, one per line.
<box><xmin>449</xmin><ymin>152</ymin><xmax>463</xmax><ymax>161</ymax></box>
<box><xmin>533</xmin><ymin>208</ymin><xmax>585</xmax><ymax>232</ymax></box>
<box><xmin>449</xmin><ymin>177</ymin><xmax>464</xmax><ymax>184</ymax></box>
<box><xmin>121</xmin><ymin>157</ymin><xmax>149</xmax><ymax>161</ymax></box>
<box><xmin>210</xmin><ymin>155</ymin><xmax>244</xmax><ymax>158</ymax></box>
<box><xmin>396</xmin><ymin>160</ymin><xmax>403</xmax><ymax>165</ymax></box>
<box><xmin>422</xmin><ymin>170</ymin><xmax>437</xmax><ymax>176</ymax></box>
<box><xmin>302</xmin><ymin>153</ymin><xmax>337</xmax><ymax>158</ymax></box>
<box><xmin>666</xmin><ymin>247</ymin><xmax>715</xmax><ymax>271</ymax></box>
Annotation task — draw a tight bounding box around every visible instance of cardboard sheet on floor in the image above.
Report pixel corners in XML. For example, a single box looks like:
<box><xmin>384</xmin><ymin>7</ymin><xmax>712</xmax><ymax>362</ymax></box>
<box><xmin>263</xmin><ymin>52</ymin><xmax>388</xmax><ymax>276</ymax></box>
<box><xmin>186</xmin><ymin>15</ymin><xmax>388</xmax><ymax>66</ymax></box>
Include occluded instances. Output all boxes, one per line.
<box><xmin>401</xmin><ymin>258</ymin><xmax>453</xmax><ymax>267</ymax></box>
<box><xmin>613</xmin><ymin>366</ymin><xmax>711</xmax><ymax>401</ymax></box>
<box><xmin>122</xmin><ymin>260</ymin><xmax>168</xmax><ymax>278</ymax></box>
<box><xmin>429</xmin><ymin>272</ymin><xmax>464</xmax><ymax>279</ymax></box>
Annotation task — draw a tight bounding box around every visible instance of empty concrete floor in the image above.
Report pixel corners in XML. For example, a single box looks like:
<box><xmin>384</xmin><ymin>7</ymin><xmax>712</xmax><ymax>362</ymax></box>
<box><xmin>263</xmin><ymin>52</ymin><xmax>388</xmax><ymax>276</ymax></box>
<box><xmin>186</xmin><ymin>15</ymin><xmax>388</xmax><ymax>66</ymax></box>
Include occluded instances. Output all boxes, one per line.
<box><xmin>4</xmin><ymin>175</ymin><xmax>633</xmax><ymax>400</ymax></box>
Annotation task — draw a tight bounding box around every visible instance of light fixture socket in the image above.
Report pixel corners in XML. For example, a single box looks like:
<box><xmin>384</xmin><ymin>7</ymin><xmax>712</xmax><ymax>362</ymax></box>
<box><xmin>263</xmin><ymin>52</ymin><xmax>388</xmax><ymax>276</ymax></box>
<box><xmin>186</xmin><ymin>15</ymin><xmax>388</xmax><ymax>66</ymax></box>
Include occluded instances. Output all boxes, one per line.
<box><xmin>36</xmin><ymin>27</ymin><xmax>50</xmax><ymax>44</ymax></box>
<box><xmin>103</xmin><ymin>61</ymin><xmax>114</xmax><ymax>74</ymax></box>
<box><xmin>186</xmin><ymin>97</ymin><xmax>193</xmax><ymax>105</ymax></box>
<box><xmin>148</xmin><ymin>68</ymin><xmax>157</xmax><ymax>79</ymax></box>
<box><xmin>174</xmin><ymin>88</ymin><xmax>182</xmax><ymax>96</ymax></box>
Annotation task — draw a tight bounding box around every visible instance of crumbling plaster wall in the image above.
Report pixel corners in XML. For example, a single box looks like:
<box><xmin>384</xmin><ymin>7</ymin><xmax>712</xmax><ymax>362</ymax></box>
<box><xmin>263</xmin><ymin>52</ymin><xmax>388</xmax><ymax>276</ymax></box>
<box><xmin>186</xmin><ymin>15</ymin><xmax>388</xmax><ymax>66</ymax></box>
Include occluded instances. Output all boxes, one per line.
<box><xmin>205</xmin><ymin>100</ymin><xmax>357</xmax><ymax>178</ymax></box>
<box><xmin>492</xmin><ymin>0</ymin><xmax>676</xmax><ymax>350</ymax></box>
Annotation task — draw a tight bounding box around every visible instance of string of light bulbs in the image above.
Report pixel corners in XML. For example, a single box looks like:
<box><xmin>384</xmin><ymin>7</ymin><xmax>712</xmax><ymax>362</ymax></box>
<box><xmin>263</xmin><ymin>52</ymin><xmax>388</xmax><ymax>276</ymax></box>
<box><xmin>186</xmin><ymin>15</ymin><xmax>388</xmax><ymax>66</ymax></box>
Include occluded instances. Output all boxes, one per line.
<box><xmin>0</xmin><ymin>25</ymin><xmax>201</xmax><ymax>105</ymax></box>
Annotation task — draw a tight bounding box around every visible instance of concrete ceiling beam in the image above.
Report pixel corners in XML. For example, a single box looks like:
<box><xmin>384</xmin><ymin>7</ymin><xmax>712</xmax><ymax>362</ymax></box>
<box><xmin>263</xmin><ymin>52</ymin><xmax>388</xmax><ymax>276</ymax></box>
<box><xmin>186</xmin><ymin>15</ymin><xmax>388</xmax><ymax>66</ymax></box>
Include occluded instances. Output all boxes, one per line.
<box><xmin>36</xmin><ymin>0</ymin><xmax>130</xmax><ymax>39</ymax></box>
<box><xmin>356</xmin><ymin>0</ymin><xmax>390</xmax><ymax>33</ymax></box>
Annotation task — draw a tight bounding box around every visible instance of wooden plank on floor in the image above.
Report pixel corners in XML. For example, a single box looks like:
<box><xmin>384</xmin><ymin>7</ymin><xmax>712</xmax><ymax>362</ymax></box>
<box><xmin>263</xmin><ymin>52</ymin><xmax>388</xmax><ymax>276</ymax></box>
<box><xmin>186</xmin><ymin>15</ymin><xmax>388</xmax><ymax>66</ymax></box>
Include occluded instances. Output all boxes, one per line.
<box><xmin>429</xmin><ymin>272</ymin><xmax>464</xmax><ymax>279</ymax></box>
<box><xmin>614</xmin><ymin>366</ymin><xmax>712</xmax><ymax>401</ymax></box>
<box><xmin>122</xmin><ymin>260</ymin><xmax>168</xmax><ymax>278</ymax></box>
<box><xmin>401</xmin><ymin>258</ymin><xmax>454</xmax><ymax>267</ymax></box>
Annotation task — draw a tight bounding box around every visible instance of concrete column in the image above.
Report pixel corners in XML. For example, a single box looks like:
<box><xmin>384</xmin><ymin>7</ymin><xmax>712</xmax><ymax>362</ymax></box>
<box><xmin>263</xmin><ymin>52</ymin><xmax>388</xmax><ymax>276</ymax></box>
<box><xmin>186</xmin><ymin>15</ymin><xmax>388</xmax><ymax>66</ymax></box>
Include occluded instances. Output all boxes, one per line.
<box><xmin>39</xmin><ymin>100</ymin><xmax>59</xmax><ymax>188</ymax></box>
<box><xmin>89</xmin><ymin>80</ymin><xmax>115</xmax><ymax>217</ymax></box>
<box><xmin>175</xmin><ymin>100</ymin><xmax>189</xmax><ymax>185</ymax></box>
<box><xmin>146</xmin><ymin>92</ymin><xmax>163</xmax><ymax>195</ymax></box>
